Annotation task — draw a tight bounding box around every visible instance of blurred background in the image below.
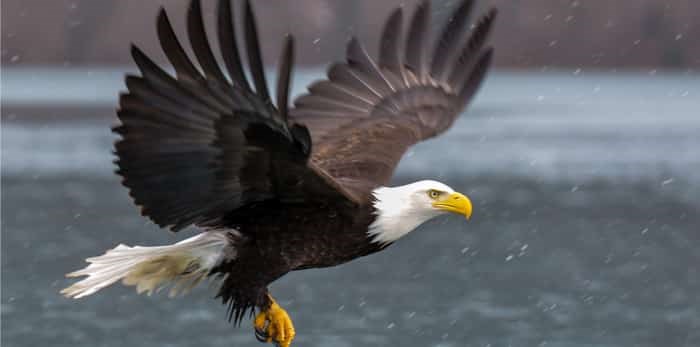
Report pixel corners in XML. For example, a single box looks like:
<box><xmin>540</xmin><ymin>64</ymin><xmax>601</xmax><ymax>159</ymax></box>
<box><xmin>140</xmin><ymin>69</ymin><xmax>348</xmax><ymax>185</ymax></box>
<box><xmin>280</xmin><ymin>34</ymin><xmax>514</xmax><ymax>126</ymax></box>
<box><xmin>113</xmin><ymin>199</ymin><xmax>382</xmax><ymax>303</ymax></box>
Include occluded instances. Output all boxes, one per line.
<box><xmin>2</xmin><ymin>1</ymin><xmax>699</xmax><ymax>347</ymax></box>
<box><xmin>2</xmin><ymin>0</ymin><xmax>700</xmax><ymax>68</ymax></box>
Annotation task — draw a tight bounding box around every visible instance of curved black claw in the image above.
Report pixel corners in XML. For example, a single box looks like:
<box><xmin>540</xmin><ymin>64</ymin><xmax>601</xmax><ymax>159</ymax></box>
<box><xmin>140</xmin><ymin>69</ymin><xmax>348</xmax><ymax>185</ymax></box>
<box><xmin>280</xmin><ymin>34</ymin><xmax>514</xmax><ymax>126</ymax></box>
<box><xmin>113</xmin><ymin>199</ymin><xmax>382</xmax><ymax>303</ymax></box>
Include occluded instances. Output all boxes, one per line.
<box><xmin>255</xmin><ymin>327</ymin><xmax>269</xmax><ymax>343</ymax></box>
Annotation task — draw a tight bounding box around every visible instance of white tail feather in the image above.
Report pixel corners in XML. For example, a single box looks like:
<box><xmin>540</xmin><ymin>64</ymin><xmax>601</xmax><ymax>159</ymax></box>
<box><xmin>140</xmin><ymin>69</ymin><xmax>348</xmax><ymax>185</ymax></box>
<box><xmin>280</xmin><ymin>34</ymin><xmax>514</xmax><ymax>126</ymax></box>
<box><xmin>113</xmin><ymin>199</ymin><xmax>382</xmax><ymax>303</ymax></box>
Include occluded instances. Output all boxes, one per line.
<box><xmin>61</xmin><ymin>231</ymin><xmax>234</xmax><ymax>299</ymax></box>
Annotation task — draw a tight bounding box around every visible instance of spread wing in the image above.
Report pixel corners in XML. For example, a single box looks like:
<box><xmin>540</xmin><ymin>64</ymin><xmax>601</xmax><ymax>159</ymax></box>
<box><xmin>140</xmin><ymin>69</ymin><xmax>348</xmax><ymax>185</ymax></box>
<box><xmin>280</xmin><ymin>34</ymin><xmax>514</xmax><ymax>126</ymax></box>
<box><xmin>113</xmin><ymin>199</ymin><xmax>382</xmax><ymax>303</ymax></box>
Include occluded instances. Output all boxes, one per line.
<box><xmin>114</xmin><ymin>0</ymin><xmax>356</xmax><ymax>232</ymax></box>
<box><xmin>291</xmin><ymin>0</ymin><xmax>497</xmax><ymax>201</ymax></box>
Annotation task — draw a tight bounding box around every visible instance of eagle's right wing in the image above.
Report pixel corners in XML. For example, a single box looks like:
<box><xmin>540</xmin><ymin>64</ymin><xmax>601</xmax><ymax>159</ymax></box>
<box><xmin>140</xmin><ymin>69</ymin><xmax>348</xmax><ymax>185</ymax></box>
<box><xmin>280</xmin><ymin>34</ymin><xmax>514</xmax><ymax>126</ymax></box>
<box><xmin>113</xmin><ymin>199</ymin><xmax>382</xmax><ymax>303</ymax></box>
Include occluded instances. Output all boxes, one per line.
<box><xmin>291</xmin><ymin>0</ymin><xmax>497</xmax><ymax>201</ymax></box>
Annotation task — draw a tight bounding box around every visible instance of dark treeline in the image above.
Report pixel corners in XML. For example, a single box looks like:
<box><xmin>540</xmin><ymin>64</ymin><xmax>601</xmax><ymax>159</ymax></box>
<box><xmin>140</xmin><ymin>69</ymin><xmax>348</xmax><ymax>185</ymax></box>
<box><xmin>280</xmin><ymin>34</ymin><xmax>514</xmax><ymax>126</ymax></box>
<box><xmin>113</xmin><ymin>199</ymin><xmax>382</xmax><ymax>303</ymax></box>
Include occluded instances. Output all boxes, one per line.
<box><xmin>2</xmin><ymin>0</ymin><xmax>698</xmax><ymax>69</ymax></box>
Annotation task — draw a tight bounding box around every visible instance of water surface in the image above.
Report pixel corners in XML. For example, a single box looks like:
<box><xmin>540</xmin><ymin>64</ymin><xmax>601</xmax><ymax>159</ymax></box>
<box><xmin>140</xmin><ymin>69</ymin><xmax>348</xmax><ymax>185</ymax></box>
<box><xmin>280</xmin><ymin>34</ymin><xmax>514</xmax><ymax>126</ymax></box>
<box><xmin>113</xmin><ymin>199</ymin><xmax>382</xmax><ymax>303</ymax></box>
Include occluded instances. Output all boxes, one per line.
<box><xmin>2</xmin><ymin>71</ymin><xmax>699</xmax><ymax>347</ymax></box>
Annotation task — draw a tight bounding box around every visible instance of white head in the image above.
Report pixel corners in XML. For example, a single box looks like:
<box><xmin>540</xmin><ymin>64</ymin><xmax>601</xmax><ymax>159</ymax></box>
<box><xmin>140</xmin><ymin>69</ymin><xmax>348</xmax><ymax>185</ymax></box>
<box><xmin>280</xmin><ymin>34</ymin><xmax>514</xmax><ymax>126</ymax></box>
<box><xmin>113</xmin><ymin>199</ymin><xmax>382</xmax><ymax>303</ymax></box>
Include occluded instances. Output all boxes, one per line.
<box><xmin>368</xmin><ymin>180</ymin><xmax>473</xmax><ymax>245</ymax></box>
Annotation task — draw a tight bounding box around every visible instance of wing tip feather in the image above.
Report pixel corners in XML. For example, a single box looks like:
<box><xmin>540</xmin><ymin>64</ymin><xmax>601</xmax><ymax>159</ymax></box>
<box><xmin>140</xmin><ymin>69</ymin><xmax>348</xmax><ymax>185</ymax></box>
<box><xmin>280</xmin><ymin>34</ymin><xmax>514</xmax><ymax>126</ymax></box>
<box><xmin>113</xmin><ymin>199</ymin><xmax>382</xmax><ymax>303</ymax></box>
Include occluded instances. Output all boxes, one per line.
<box><xmin>457</xmin><ymin>46</ymin><xmax>493</xmax><ymax>107</ymax></box>
<box><xmin>242</xmin><ymin>0</ymin><xmax>271</xmax><ymax>102</ymax></box>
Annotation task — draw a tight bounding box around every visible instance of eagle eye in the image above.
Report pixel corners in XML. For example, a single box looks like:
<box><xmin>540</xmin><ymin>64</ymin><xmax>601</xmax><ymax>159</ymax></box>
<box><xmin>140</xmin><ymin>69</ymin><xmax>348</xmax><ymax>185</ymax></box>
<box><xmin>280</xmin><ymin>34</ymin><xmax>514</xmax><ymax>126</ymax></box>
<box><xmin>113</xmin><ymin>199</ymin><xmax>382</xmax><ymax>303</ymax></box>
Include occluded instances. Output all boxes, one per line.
<box><xmin>428</xmin><ymin>190</ymin><xmax>442</xmax><ymax>199</ymax></box>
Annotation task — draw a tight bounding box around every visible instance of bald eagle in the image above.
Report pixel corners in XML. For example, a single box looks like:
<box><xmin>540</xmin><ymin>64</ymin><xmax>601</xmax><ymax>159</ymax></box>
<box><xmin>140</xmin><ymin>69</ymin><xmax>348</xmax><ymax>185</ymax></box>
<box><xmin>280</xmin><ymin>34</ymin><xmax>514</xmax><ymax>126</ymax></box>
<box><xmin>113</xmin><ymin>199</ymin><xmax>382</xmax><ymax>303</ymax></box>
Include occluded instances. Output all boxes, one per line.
<box><xmin>62</xmin><ymin>0</ymin><xmax>497</xmax><ymax>346</ymax></box>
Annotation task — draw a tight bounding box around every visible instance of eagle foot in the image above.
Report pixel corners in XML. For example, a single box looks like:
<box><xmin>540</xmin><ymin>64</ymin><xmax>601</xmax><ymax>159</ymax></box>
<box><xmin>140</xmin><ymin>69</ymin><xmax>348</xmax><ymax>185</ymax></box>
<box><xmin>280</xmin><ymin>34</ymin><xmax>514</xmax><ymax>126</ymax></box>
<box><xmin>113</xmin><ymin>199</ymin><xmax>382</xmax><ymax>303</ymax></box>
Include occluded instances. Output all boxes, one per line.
<box><xmin>254</xmin><ymin>295</ymin><xmax>295</xmax><ymax>347</ymax></box>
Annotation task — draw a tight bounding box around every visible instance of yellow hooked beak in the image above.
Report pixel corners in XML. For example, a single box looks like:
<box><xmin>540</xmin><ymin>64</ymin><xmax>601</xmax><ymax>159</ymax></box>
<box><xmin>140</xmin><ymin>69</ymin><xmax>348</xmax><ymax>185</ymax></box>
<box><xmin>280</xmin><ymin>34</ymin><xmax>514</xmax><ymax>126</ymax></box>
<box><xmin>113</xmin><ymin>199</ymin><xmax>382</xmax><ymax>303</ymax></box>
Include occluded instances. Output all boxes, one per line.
<box><xmin>433</xmin><ymin>192</ymin><xmax>473</xmax><ymax>220</ymax></box>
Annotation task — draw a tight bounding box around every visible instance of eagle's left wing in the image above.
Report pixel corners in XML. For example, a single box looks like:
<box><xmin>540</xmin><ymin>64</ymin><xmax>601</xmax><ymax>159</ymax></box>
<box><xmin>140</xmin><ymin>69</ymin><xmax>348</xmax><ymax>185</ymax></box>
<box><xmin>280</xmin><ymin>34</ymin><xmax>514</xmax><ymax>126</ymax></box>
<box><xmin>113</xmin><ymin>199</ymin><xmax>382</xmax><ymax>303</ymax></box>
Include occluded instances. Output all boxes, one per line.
<box><xmin>291</xmin><ymin>0</ymin><xmax>497</xmax><ymax>201</ymax></box>
<box><xmin>114</xmin><ymin>0</ymin><xmax>360</xmax><ymax>232</ymax></box>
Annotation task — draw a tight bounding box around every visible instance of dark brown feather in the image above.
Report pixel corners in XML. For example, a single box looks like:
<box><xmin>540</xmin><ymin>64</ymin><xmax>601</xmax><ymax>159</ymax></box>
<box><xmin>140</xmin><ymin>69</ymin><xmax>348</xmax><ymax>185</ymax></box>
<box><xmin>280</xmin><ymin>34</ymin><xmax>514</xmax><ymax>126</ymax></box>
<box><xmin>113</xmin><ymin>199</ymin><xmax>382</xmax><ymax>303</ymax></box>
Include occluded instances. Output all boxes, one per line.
<box><xmin>430</xmin><ymin>0</ymin><xmax>474</xmax><ymax>81</ymax></box>
<box><xmin>448</xmin><ymin>8</ymin><xmax>497</xmax><ymax>87</ymax></box>
<box><xmin>405</xmin><ymin>0</ymin><xmax>430</xmax><ymax>81</ymax></box>
<box><xmin>294</xmin><ymin>94</ymin><xmax>369</xmax><ymax>113</ymax></box>
<box><xmin>378</xmin><ymin>8</ymin><xmax>405</xmax><ymax>88</ymax></box>
<box><xmin>307</xmin><ymin>80</ymin><xmax>375</xmax><ymax>108</ymax></box>
<box><xmin>457</xmin><ymin>47</ymin><xmax>493</xmax><ymax>109</ymax></box>
<box><xmin>157</xmin><ymin>9</ymin><xmax>202</xmax><ymax>82</ymax></box>
<box><xmin>276</xmin><ymin>35</ymin><xmax>294</xmax><ymax>122</ymax></box>
<box><xmin>187</xmin><ymin>0</ymin><xmax>228</xmax><ymax>85</ymax></box>
<box><xmin>328</xmin><ymin>63</ymin><xmax>383</xmax><ymax>101</ymax></box>
<box><xmin>217</xmin><ymin>0</ymin><xmax>250</xmax><ymax>91</ymax></box>
<box><xmin>347</xmin><ymin>38</ymin><xmax>394</xmax><ymax>95</ymax></box>
<box><xmin>243</xmin><ymin>0</ymin><xmax>270</xmax><ymax>103</ymax></box>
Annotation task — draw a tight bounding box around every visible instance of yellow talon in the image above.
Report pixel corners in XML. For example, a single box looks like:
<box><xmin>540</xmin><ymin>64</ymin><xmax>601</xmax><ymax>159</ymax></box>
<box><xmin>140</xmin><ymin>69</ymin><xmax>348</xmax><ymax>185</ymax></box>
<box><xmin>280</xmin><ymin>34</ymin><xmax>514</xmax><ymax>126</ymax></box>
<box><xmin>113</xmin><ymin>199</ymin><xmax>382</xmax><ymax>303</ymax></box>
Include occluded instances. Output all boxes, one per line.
<box><xmin>254</xmin><ymin>295</ymin><xmax>295</xmax><ymax>347</ymax></box>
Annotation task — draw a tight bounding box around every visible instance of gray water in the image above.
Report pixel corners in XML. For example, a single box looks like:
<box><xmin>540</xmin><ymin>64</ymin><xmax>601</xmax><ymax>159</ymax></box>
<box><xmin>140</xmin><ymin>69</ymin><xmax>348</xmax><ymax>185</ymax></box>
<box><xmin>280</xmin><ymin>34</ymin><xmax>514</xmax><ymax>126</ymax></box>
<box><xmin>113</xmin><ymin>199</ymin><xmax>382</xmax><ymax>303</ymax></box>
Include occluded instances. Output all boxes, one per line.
<box><xmin>2</xmin><ymin>71</ymin><xmax>700</xmax><ymax>347</ymax></box>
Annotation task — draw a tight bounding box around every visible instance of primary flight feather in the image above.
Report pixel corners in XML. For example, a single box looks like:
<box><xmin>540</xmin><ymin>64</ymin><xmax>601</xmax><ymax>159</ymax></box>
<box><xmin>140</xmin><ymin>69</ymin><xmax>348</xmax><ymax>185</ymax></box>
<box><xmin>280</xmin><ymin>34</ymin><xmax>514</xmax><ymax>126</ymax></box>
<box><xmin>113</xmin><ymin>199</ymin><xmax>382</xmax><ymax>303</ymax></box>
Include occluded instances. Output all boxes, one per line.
<box><xmin>63</xmin><ymin>1</ymin><xmax>497</xmax><ymax>346</ymax></box>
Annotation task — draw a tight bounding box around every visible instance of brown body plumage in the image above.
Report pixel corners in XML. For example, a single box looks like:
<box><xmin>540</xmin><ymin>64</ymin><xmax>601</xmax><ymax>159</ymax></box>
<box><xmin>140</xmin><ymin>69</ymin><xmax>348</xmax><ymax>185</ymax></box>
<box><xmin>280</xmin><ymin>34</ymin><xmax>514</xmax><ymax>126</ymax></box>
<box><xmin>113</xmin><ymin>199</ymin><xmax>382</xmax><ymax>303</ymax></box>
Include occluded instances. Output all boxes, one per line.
<box><xmin>215</xmin><ymin>201</ymin><xmax>380</xmax><ymax>322</ymax></box>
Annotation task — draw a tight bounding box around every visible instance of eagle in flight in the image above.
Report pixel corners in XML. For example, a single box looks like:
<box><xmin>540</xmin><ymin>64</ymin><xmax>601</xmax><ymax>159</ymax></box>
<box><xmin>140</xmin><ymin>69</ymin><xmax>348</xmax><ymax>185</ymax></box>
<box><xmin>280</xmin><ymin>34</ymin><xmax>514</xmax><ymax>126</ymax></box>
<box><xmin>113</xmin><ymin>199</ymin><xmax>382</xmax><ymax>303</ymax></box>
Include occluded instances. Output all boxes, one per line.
<box><xmin>62</xmin><ymin>0</ymin><xmax>497</xmax><ymax>346</ymax></box>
